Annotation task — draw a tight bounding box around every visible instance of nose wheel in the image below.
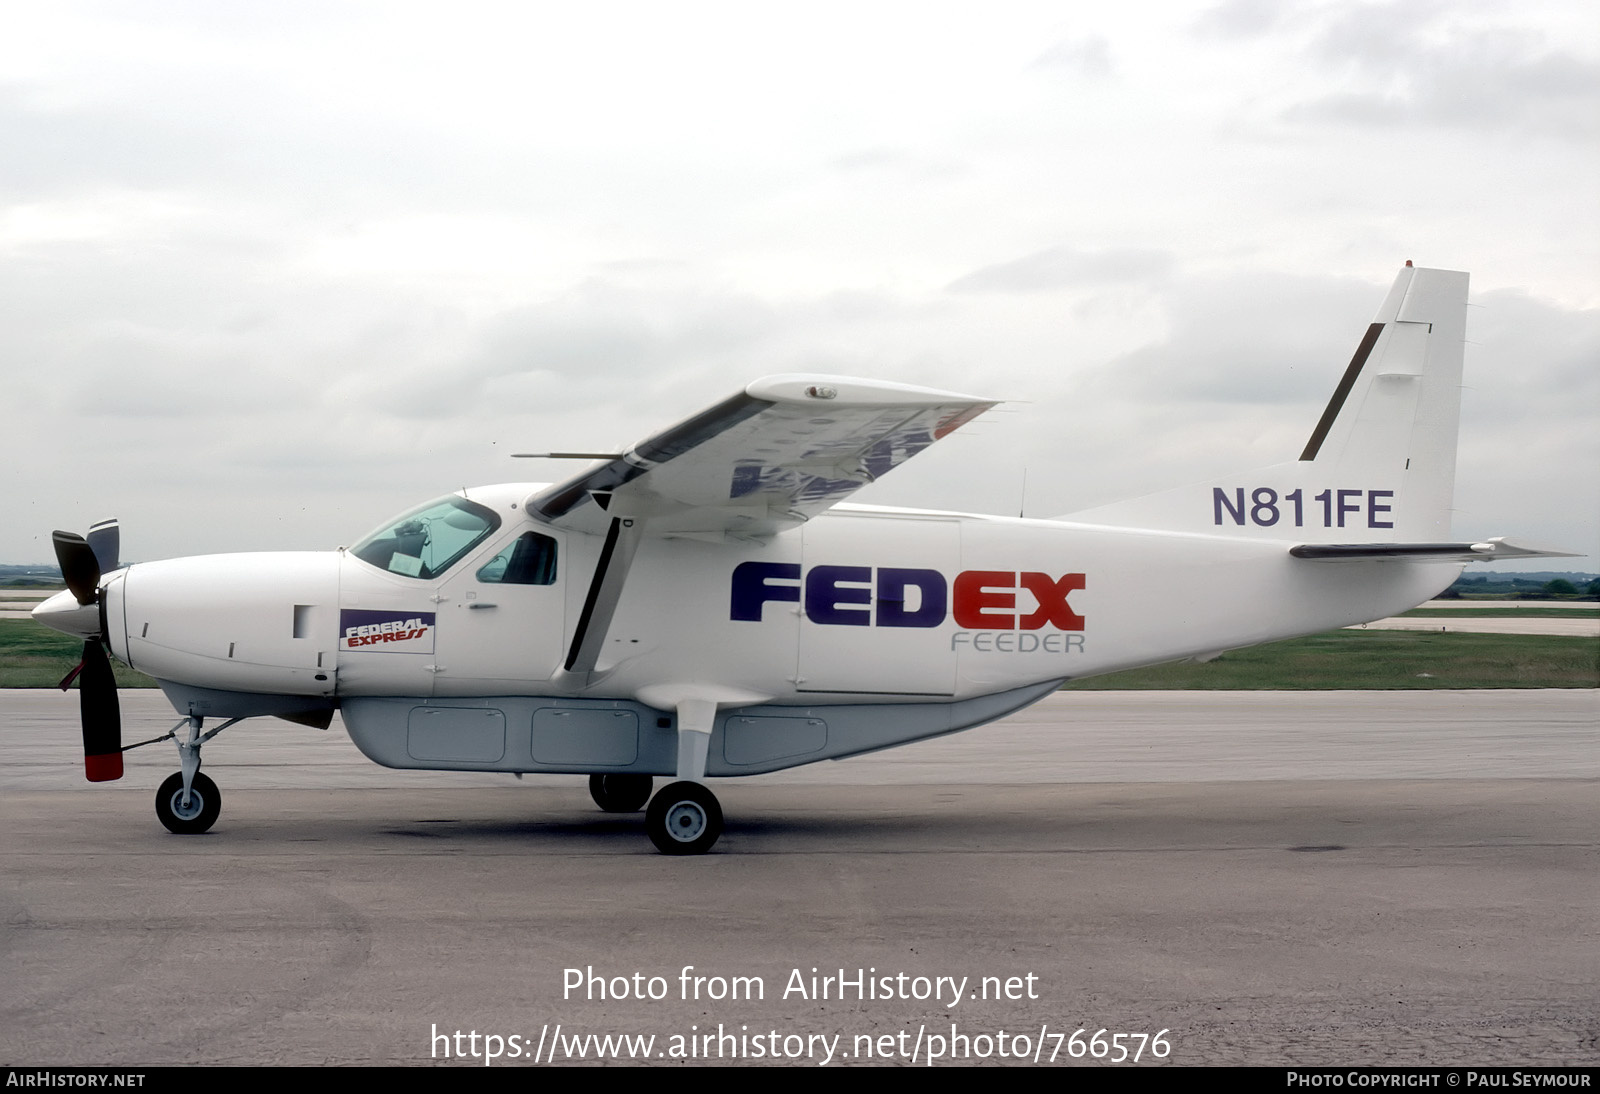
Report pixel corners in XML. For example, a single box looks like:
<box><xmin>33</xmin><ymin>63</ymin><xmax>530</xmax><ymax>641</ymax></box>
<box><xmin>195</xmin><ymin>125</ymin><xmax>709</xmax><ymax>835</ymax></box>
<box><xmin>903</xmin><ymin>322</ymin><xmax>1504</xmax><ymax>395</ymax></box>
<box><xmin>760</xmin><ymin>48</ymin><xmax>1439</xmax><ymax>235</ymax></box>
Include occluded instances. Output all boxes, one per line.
<box><xmin>645</xmin><ymin>781</ymin><xmax>723</xmax><ymax>855</ymax></box>
<box><xmin>155</xmin><ymin>771</ymin><xmax>221</xmax><ymax>834</ymax></box>
<box><xmin>150</xmin><ymin>713</ymin><xmax>237</xmax><ymax>834</ymax></box>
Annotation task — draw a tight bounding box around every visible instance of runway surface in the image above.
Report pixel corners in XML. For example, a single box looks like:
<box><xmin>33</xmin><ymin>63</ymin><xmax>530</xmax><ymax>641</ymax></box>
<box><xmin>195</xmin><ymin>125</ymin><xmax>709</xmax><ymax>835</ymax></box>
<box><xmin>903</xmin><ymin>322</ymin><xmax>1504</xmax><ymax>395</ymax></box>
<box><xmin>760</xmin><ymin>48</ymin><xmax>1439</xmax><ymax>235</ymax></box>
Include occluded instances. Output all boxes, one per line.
<box><xmin>1</xmin><ymin>689</ymin><xmax>1595</xmax><ymax>1067</ymax></box>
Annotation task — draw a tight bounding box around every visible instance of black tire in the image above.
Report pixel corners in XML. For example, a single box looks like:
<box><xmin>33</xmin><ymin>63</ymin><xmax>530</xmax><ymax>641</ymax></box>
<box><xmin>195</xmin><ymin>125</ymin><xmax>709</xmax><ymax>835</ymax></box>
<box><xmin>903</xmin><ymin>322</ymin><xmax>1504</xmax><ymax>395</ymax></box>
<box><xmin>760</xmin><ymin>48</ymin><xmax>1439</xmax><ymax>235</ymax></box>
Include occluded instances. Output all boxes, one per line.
<box><xmin>645</xmin><ymin>781</ymin><xmax>723</xmax><ymax>855</ymax></box>
<box><xmin>155</xmin><ymin>771</ymin><xmax>221</xmax><ymax>834</ymax></box>
<box><xmin>588</xmin><ymin>773</ymin><xmax>653</xmax><ymax>813</ymax></box>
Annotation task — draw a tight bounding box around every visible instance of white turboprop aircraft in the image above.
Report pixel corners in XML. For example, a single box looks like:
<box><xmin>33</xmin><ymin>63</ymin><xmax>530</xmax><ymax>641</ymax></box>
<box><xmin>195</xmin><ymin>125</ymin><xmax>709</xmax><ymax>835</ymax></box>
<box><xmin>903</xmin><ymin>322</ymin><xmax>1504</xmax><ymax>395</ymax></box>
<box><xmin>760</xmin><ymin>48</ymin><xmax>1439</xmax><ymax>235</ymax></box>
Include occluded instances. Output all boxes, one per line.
<box><xmin>34</xmin><ymin>263</ymin><xmax>1573</xmax><ymax>853</ymax></box>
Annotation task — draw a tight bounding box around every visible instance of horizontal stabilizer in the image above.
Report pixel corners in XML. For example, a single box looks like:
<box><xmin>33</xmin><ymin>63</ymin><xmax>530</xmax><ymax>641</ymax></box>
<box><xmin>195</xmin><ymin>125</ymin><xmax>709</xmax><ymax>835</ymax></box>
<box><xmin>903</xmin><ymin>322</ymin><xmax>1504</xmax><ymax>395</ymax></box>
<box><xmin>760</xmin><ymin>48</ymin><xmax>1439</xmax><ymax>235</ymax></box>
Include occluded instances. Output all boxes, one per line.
<box><xmin>1289</xmin><ymin>537</ymin><xmax>1581</xmax><ymax>563</ymax></box>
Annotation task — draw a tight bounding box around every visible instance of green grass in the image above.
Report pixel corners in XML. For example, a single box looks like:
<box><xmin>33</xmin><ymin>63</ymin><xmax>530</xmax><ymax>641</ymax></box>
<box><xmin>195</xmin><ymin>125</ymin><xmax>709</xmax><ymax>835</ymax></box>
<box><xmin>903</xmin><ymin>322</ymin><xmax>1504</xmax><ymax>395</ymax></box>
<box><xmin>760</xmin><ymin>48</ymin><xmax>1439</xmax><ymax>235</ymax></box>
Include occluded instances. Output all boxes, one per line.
<box><xmin>1061</xmin><ymin>630</ymin><xmax>1598</xmax><ymax>690</ymax></box>
<box><xmin>1400</xmin><ymin>606</ymin><xmax>1600</xmax><ymax>618</ymax></box>
<box><xmin>0</xmin><ymin>620</ymin><xmax>158</xmax><ymax>688</ymax></box>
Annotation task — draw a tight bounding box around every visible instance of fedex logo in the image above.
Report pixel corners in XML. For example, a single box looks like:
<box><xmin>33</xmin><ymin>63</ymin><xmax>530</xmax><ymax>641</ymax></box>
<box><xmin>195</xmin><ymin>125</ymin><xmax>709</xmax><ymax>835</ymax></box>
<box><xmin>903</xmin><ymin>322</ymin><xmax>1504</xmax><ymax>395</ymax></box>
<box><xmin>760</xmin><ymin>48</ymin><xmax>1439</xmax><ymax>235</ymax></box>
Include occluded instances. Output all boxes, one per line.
<box><xmin>339</xmin><ymin>609</ymin><xmax>436</xmax><ymax>653</ymax></box>
<box><xmin>730</xmin><ymin>562</ymin><xmax>1085</xmax><ymax>630</ymax></box>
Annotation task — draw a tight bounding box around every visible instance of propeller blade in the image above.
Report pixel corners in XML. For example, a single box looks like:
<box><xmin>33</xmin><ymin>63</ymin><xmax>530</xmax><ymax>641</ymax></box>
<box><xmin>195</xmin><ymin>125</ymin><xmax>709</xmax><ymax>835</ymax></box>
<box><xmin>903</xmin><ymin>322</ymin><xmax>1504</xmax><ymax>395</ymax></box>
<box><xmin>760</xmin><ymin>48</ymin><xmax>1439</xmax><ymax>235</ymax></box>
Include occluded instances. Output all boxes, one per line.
<box><xmin>87</xmin><ymin>518</ymin><xmax>120</xmax><ymax>574</ymax></box>
<box><xmin>52</xmin><ymin>531</ymin><xmax>101</xmax><ymax>607</ymax></box>
<box><xmin>78</xmin><ymin>640</ymin><xmax>123</xmax><ymax>782</ymax></box>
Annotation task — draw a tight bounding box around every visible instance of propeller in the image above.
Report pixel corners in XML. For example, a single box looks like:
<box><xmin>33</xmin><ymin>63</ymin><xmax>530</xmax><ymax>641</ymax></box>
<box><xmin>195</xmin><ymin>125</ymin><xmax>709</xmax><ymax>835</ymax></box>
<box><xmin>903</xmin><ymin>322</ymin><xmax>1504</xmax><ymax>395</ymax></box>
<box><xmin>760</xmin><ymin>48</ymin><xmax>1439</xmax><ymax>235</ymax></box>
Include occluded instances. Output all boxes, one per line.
<box><xmin>77</xmin><ymin>639</ymin><xmax>123</xmax><ymax>782</ymax></box>
<box><xmin>52</xmin><ymin>531</ymin><xmax>101</xmax><ymax>606</ymax></box>
<box><xmin>87</xmin><ymin>518</ymin><xmax>120</xmax><ymax>574</ymax></box>
<box><xmin>50</xmin><ymin>521</ymin><xmax>124</xmax><ymax>782</ymax></box>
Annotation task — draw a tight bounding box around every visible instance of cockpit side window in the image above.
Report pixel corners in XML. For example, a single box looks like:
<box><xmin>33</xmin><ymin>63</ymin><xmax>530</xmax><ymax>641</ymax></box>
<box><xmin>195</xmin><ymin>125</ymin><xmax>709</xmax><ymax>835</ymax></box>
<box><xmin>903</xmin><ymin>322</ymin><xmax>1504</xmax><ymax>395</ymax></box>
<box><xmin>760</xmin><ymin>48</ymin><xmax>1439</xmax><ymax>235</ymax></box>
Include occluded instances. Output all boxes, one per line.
<box><xmin>476</xmin><ymin>532</ymin><xmax>559</xmax><ymax>585</ymax></box>
<box><xmin>350</xmin><ymin>495</ymin><xmax>502</xmax><ymax>580</ymax></box>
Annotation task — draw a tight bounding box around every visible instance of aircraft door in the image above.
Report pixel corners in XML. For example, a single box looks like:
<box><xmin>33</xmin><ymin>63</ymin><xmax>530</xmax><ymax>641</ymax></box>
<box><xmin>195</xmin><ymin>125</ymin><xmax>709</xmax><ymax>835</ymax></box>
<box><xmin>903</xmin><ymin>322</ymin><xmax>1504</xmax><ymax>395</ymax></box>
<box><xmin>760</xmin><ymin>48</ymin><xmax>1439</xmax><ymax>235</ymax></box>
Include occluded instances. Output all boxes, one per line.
<box><xmin>431</xmin><ymin>529</ymin><xmax>567</xmax><ymax>695</ymax></box>
<box><xmin>796</xmin><ymin>516</ymin><xmax>960</xmax><ymax>696</ymax></box>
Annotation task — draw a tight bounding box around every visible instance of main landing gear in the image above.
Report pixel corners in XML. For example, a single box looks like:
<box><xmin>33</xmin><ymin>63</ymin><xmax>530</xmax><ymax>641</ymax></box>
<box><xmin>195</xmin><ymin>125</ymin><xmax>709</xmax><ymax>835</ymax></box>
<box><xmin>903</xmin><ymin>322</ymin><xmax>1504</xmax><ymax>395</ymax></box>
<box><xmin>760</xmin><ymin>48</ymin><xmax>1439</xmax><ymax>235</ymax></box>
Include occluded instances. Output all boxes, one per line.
<box><xmin>588</xmin><ymin>773</ymin><xmax>653</xmax><ymax>813</ymax></box>
<box><xmin>588</xmin><ymin>698</ymin><xmax>728</xmax><ymax>854</ymax></box>
<box><xmin>645</xmin><ymin>781</ymin><xmax>723</xmax><ymax>855</ymax></box>
<box><xmin>589</xmin><ymin>772</ymin><xmax>725</xmax><ymax>854</ymax></box>
<box><xmin>644</xmin><ymin>696</ymin><xmax>724</xmax><ymax>855</ymax></box>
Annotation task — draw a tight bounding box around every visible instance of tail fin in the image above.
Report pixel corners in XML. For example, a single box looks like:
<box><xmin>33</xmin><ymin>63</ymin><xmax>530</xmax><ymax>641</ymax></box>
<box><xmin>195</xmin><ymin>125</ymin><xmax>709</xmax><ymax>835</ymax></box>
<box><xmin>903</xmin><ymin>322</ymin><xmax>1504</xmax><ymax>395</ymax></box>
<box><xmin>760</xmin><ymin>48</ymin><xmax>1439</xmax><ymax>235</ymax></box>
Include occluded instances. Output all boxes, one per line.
<box><xmin>1062</xmin><ymin>264</ymin><xmax>1469</xmax><ymax>542</ymax></box>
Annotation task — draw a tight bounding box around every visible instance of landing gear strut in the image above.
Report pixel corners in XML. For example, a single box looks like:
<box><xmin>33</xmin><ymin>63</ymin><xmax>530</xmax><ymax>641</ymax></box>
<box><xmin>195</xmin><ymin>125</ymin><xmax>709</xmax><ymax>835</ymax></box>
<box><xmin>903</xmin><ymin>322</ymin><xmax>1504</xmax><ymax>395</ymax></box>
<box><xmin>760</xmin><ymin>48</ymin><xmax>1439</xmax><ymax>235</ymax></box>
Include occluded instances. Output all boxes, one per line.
<box><xmin>153</xmin><ymin>713</ymin><xmax>240</xmax><ymax>834</ymax></box>
<box><xmin>643</xmin><ymin>697</ymin><xmax>724</xmax><ymax>854</ymax></box>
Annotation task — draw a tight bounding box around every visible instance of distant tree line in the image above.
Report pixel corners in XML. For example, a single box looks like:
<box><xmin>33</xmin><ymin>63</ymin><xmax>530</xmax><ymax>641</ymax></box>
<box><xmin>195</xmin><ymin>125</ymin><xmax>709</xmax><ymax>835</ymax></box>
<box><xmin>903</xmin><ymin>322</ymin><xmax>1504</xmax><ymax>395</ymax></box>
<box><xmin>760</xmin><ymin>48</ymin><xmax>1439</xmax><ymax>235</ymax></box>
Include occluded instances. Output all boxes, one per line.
<box><xmin>1440</xmin><ymin>573</ymin><xmax>1600</xmax><ymax>600</ymax></box>
<box><xmin>0</xmin><ymin>564</ymin><xmax>63</xmax><ymax>588</ymax></box>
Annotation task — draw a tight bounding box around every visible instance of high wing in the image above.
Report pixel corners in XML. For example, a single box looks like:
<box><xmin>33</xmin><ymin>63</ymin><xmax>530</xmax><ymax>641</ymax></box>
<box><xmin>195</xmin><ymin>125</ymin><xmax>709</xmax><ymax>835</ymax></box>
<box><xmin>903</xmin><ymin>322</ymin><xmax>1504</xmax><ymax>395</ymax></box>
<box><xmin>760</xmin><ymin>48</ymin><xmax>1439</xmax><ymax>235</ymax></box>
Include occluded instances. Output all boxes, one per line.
<box><xmin>1290</xmin><ymin>538</ymin><xmax>1580</xmax><ymax>562</ymax></box>
<box><xmin>524</xmin><ymin>375</ymin><xmax>995</xmax><ymax>541</ymax></box>
<box><xmin>521</xmin><ymin>375</ymin><xmax>996</xmax><ymax>676</ymax></box>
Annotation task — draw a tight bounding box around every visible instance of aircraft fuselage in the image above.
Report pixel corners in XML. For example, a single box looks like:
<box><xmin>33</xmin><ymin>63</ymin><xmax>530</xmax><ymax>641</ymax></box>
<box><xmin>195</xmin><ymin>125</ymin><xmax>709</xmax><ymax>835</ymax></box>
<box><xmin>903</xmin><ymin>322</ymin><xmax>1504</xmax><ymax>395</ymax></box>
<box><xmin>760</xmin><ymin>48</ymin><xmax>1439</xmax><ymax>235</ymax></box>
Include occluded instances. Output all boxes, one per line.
<box><xmin>71</xmin><ymin>481</ymin><xmax>1459</xmax><ymax>778</ymax></box>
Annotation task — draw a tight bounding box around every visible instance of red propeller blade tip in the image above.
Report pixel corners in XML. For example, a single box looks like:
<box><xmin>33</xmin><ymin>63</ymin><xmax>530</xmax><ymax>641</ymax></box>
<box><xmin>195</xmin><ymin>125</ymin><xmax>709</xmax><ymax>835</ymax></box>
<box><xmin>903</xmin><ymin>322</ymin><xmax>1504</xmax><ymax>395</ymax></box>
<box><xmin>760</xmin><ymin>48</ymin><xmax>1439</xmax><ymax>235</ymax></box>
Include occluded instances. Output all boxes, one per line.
<box><xmin>85</xmin><ymin>752</ymin><xmax>124</xmax><ymax>782</ymax></box>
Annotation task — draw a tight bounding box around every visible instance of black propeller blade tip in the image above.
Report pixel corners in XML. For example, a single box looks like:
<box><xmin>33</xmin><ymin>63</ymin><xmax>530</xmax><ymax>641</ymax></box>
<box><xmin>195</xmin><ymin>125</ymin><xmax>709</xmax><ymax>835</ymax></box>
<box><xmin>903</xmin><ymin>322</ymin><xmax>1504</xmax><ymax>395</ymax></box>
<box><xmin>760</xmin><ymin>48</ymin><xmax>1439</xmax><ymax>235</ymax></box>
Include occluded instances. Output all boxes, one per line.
<box><xmin>87</xmin><ymin>518</ymin><xmax>120</xmax><ymax>574</ymax></box>
<box><xmin>51</xmin><ymin>531</ymin><xmax>101</xmax><ymax>607</ymax></box>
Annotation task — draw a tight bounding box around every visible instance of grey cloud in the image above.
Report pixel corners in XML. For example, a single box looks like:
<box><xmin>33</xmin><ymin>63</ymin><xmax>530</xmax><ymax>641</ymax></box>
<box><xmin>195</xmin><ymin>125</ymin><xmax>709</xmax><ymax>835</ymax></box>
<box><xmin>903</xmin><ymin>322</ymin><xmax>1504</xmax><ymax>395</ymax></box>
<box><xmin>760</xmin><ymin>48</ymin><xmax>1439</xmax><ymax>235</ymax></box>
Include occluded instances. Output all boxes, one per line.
<box><xmin>831</xmin><ymin>148</ymin><xmax>911</xmax><ymax>171</ymax></box>
<box><xmin>350</xmin><ymin>280</ymin><xmax>893</xmax><ymax>421</ymax></box>
<box><xmin>1461</xmin><ymin>289</ymin><xmax>1600</xmax><ymax>424</ymax></box>
<box><xmin>0</xmin><ymin>85</ymin><xmax>221</xmax><ymax>197</ymax></box>
<box><xmin>1186</xmin><ymin>2</ymin><xmax>1599</xmax><ymax>138</ymax></box>
<box><xmin>1192</xmin><ymin>0</ymin><xmax>1306</xmax><ymax>39</ymax></box>
<box><xmin>1032</xmin><ymin>36</ymin><xmax>1114</xmax><ymax>79</ymax></box>
<box><xmin>1078</xmin><ymin>271</ymin><xmax>1388</xmax><ymax>406</ymax></box>
<box><xmin>1290</xmin><ymin>4</ymin><xmax>1599</xmax><ymax>136</ymax></box>
<box><xmin>827</xmin><ymin>147</ymin><xmax>966</xmax><ymax>181</ymax></box>
<box><xmin>948</xmin><ymin>246</ymin><xmax>1173</xmax><ymax>295</ymax></box>
<box><xmin>0</xmin><ymin>74</ymin><xmax>511</xmax><ymax>215</ymax></box>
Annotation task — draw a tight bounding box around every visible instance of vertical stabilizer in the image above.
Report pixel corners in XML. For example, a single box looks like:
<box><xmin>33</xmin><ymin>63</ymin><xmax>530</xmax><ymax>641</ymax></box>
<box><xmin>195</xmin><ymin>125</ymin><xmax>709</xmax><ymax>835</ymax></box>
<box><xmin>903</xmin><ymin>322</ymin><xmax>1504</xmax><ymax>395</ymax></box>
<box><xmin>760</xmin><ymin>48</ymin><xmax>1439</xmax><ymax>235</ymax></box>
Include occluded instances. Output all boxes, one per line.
<box><xmin>1061</xmin><ymin>265</ymin><xmax>1470</xmax><ymax>542</ymax></box>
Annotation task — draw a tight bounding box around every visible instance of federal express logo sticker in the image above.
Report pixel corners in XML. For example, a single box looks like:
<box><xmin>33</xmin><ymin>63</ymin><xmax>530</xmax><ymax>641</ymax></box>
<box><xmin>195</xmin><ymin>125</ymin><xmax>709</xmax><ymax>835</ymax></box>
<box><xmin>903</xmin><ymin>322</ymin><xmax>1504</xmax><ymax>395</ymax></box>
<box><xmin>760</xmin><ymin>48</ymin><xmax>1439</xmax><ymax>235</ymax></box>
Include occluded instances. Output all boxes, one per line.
<box><xmin>339</xmin><ymin>609</ymin><xmax>436</xmax><ymax>653</ymax></box>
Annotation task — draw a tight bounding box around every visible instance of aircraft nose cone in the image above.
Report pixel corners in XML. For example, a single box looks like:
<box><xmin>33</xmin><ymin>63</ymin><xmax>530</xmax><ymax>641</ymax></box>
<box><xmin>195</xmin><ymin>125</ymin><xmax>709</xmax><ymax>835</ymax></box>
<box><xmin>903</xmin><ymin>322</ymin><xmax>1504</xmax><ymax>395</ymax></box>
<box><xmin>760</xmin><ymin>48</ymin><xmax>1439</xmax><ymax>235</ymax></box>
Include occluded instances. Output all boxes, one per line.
<box><xmin>32</xmin><ymin>589</ymin><xmax>101</xmax><ymax>639</ymax></box>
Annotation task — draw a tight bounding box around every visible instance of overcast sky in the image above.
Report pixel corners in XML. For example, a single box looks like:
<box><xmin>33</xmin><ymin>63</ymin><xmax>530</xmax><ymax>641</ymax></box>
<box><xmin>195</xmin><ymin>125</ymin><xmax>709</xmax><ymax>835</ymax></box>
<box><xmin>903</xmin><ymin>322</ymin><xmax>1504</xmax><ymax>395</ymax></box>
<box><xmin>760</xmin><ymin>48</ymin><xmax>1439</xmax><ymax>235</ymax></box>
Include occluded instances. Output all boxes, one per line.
<box><xmin>3</xmin><ymin>0</ymin><xmax>1596</xmax><ymax>571</ymax></box>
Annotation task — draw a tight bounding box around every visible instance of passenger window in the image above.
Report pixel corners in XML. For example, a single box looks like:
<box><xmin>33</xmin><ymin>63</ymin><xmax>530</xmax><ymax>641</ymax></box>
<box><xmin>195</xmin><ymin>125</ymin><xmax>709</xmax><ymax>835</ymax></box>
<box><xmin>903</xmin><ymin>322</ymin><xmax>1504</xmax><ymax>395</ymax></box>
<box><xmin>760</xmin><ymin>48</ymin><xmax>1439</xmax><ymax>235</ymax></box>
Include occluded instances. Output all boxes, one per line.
<box><xmin>476</xmin><ymin>532</ymin><xmax>558</xmax><ymax>585</ymax></box>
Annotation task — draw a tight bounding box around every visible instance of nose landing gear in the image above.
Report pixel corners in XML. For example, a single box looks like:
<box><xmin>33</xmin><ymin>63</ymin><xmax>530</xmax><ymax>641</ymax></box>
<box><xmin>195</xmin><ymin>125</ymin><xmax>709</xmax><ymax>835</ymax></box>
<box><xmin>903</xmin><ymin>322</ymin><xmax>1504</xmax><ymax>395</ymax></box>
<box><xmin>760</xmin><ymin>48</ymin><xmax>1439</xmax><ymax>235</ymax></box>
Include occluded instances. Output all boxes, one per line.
<box><xmin>155</xmin><ymin>771</ymin><xmax>221</xmax><ymax>834</ymax></box>
<box><xmin>150</xmin><ymin>713</ymin><xmax>241</xmax><ymax>834</ymax></box>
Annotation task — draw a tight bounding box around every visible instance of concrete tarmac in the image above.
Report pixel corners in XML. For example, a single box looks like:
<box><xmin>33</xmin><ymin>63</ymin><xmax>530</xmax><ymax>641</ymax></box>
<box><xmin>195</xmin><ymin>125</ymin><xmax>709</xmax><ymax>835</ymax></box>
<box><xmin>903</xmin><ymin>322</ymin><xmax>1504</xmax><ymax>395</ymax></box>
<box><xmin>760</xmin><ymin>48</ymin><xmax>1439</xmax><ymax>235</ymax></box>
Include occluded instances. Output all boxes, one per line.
<box><xmin>1</xmin><ymin>689</ymin><xmax>1595</xmax><ymax>1068</ymax></box>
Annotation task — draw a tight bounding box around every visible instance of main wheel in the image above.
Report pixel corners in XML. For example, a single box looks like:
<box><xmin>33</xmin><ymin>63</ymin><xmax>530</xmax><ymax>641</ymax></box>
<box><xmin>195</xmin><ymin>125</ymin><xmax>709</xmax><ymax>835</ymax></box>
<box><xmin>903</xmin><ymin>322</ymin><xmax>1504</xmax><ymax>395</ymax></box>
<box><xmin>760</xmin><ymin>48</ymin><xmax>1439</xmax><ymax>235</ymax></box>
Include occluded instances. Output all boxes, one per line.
<box><xmin>645</xmin><ymin>781</ymin><xmax>723</xmax><ymax>855</ymax></box>
<box><xmin>588</xmin><ymin>773</ymin><xmax>653</xmax><ymax>813</ymax></box>
<box><xmin>155</xmin><ymin>771</ymin><xmax>221</xmax><ymax>834</ymax></box>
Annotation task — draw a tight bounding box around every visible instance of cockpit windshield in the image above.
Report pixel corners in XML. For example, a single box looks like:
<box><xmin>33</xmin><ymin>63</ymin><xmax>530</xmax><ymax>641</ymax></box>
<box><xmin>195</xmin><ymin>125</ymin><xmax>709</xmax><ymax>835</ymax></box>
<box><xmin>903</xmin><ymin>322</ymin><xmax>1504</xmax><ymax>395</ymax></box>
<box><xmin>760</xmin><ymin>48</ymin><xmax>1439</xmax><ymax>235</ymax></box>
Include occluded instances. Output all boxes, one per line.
<box><xmin>350</xmin><ymin>495</ymin><xmax>502</xmax><ymax>579</ymax></box>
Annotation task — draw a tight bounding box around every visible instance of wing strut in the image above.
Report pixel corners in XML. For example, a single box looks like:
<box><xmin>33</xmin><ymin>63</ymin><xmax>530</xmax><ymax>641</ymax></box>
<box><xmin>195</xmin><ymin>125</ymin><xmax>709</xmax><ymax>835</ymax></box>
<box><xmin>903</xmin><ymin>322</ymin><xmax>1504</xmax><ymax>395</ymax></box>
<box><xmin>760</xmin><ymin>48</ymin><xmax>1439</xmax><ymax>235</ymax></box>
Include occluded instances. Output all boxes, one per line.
<box><xmin>563</xmin><ymin>517</ymin><xmax>645</xmax><ymax>676</ymax></box>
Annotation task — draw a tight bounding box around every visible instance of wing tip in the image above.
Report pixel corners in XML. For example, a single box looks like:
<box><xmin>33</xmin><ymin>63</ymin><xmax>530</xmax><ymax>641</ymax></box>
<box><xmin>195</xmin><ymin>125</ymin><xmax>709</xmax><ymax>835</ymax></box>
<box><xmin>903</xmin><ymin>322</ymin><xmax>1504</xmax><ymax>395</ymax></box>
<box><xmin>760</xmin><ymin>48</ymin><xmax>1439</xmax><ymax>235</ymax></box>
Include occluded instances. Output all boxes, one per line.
<box><xmin>745</xmin><ymin>374</ymin><xmax>997</xmax><ymax>407</ymax></box>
